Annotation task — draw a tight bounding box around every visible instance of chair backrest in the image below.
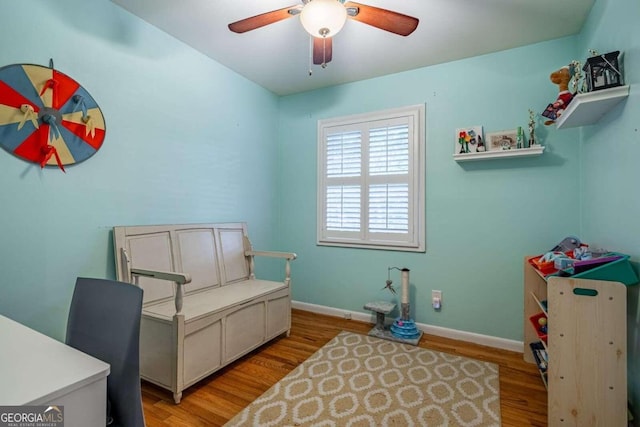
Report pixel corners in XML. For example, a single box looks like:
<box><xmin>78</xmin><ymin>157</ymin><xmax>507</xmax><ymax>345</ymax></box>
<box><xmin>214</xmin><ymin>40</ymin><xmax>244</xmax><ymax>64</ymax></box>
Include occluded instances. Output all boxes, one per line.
<box><xmin>66</xmin><ymin>277</ymin><xmax>145</xmax><ymax>427</ymax></box>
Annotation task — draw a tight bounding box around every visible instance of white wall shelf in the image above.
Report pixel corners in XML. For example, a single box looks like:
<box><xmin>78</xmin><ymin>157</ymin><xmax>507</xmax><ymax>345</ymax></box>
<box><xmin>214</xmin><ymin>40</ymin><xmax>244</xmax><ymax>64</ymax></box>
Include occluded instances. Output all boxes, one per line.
<box><xmin>556</xmin><ymin>85</ymin><xmax>629</xmax><ymax>129</ymax></box>
<box><xmin>453</xmin><ymin>145</ymin><xmax>545</xmax><ymax>162</ymax></box>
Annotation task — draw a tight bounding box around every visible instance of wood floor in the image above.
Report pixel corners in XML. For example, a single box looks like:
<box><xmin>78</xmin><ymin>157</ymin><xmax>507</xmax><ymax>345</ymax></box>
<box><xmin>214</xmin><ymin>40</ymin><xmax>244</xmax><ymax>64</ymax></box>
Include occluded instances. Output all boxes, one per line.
<box><xmin>142</xmin><ymin>309</ymin><xmax>548</xmax><ymax>426</ymax></box>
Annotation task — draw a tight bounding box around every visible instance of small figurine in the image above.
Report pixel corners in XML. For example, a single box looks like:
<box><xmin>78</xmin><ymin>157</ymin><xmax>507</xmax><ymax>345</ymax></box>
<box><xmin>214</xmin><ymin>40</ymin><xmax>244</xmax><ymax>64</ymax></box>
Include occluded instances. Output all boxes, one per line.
<box><xmin>467</xmin><ymin>130</ymin><xmax>478</xmax><ymax>150</ymax></box>
<box><xmin>528</xmin><ymin>109</ymin><xmax>537</xmax><ymax>146</ymax></box>
<box><xmin>538</xmin><ymin>317</ymin><xmax>548</xmax><ymax>334</ymax></box>
<box><xmin>458</xmin><ymin>130</ymin><xmax>470</xmax><ymax>153</ymax></box>
<box><xmin>569</xmin><ymin>59</ymin><xmax>585</xmax><ymax>94</ymax></box>
<box><xmin>516</xmin><ymin>126</ymin><xmax>523</xmax><ymax>149</ymax></box>
<box><xmin>542</xmin><ymin>64</ymin><xmax>575</xmax><ymax>125</ymax></box>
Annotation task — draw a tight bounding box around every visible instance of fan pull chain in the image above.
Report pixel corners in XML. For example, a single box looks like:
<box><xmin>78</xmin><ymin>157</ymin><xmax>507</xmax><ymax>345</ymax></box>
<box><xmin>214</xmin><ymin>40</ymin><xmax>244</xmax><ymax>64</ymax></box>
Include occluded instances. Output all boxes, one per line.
<box><xmin>308</xmin><ymin>36</ymin><xmax>313</xmax><ymax>76</ymax></box>
<box><xmin>322</xmin><ymin>37</ymin><xmax>327</xmax><ymax>68</ymax></box>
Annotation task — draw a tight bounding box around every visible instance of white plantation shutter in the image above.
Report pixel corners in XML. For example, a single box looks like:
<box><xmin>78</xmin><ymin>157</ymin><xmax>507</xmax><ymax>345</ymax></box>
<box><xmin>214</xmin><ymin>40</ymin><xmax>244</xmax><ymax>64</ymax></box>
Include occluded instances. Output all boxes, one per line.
<box><xmin>369</xmin><ymin>125</ymin><xmax>409</xmax><ymax>176</ymax></box>
<box><xmin>326</xmin><ymin>185</ymin><xmax>360</xmax><ymax>231</ymax></box>
<box><xmin>317</xmin><ymin>105</ymin><xmax>425</xmax><ymax>251</ymax></box>
<box><xmin>369</xmin><ymin>183</ymin><xmax>409</xmax><ymax>233</ymax></box>
<box><xmin>325</xmin><ymin>130</ymin><xmax>362</xmax><ymax>233</ymax></box>
<box><xmin>368</xmin><ymin>124</ymin><xmax>410</xmax><ymax>235</ymax></box>
<box><xmin>326</xmin><ymin>131</ymin><xmax>361</xmax><ymax>178</ymax></box>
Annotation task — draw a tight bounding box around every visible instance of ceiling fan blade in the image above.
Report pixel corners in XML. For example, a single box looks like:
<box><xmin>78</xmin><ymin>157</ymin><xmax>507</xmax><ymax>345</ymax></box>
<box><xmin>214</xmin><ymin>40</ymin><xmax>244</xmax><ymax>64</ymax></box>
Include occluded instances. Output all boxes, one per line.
<box><xmin>313</xmin><ymin>37</ymin><xmax>333</xmax><ymax>65</ymax></box>
<box><xmin>228</xmin><ymin>5</ymin><xmax>301</xmax><ymax>33</ymax></box>
<box><xmin>344</xmin><ymin>2</ymin><xmax>419</xmax><ymax>36</ymax></box>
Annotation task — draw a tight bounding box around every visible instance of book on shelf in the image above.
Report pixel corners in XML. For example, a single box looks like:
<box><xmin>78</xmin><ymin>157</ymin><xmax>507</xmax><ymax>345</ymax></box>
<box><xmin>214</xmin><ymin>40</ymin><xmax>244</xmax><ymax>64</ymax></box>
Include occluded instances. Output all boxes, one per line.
<box><xmin>529</xmin><ymin>342</ymin><xmax>548</xmax><ymax>372</ymax></box>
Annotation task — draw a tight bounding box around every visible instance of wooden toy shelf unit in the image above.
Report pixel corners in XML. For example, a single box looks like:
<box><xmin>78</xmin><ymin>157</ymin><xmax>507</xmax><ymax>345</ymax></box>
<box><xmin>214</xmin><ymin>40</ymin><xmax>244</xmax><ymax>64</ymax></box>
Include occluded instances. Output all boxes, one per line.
<box><xmin>523</xmin><ymin>253</ymin><xmax>638</xmax><ymax>426</ymax></box>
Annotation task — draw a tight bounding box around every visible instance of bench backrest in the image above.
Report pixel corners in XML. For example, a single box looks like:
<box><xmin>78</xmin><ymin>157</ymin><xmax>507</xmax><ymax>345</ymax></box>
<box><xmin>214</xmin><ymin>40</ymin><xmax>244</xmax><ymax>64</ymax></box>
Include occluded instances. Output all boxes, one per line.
<box><xmin>113</xmin><ymin>223</ymin><xmax>251</xmax><ymax>306</ymax></box>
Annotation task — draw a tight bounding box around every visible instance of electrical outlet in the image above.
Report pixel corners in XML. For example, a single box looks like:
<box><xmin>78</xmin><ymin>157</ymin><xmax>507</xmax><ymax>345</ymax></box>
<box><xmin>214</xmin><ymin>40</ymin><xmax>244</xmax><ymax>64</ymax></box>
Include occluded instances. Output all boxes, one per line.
<box><xmin>432</xmin><ymin>290</ymin><xmax>442</xmax><ymax>310</ymax></box>
<box><xmin>344</xmin><ymin>312</ymin><xmax>352</xmax><ymax>320</ymax></box>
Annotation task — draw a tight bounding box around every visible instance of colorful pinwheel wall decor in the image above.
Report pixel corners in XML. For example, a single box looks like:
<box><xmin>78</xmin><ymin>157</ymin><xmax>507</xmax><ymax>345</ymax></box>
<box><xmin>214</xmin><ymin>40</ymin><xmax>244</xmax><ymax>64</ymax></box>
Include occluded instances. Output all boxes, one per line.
<box><xmin>0</xmin><ymin>61</ymin><xmax>105</xmax><ymax>172</ymax></box>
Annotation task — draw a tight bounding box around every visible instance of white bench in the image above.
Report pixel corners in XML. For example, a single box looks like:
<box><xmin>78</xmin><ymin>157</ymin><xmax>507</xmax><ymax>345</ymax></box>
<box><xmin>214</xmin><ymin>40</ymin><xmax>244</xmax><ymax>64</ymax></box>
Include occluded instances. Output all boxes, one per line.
<box><xmin>112</xmin><ymin>222</ymin><xmax>296</xmax><ymax>404</ymax></box>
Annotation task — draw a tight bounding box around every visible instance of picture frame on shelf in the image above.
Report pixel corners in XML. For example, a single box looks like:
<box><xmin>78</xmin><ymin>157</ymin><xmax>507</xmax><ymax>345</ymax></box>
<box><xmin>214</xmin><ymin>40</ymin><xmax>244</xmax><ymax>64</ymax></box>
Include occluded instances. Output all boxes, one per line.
<box><xmin>455</xmin><ymin>126</ymin><xmax>484</xmax><ymax>155</ymax></box>
<box><xmin>487</xmin><ymin>129</ymin><xmax>518</xmax><ymax>151</ymax></box>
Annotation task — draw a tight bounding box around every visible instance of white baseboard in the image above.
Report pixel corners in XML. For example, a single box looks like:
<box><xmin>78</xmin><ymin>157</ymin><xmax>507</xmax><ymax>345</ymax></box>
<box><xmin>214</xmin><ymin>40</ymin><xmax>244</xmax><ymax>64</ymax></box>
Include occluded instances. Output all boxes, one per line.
<box><xmin>292</xmin><ymin>300</ymin><xmax>524</xmax><ymax>353</ymax></box>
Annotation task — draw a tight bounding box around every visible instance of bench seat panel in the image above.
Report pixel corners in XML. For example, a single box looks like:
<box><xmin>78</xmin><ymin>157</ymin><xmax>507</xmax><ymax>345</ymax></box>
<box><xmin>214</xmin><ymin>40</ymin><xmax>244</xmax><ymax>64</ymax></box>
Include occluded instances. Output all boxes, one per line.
<box><xmin>267</xmin><ymin>294</ymin><xmax>290</xmax><ymax>338</ymax></box>
<box><xmin>224</xmin><ymin>301</ymin><xmax>266</xmax><ymax>363</ymax></box>
<box><xmin>139</xmin><ymin>317</ymin><xmax>173</xmax><ymax>388</ymax></box>
<box><xmin>184</xmin><ymin>318</ymin><xmax>222</xmax><ymax>385</ymax></box>
<box><xmin>143</xmin><ymin>279</ymin><xmax>287</xmax><ymax>321</ymax></box>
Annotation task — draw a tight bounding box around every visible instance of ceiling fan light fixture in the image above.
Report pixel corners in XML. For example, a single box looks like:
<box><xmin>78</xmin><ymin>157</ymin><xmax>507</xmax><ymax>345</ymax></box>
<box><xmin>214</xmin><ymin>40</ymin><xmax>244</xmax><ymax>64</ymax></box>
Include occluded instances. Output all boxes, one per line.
<box><xmin>300</xmin><ymin>0</ymin><xmax>347</xmax><ymax>38</ymax></box>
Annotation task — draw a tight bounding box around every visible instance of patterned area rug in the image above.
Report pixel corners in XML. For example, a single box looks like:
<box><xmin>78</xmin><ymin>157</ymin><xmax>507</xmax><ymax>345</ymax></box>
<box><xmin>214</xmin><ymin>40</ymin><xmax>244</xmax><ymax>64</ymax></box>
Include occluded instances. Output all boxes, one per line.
<box><xmin>225</xmin><ymin>331</ymin><xmax>501</xmax><ymax>426</ymax></box>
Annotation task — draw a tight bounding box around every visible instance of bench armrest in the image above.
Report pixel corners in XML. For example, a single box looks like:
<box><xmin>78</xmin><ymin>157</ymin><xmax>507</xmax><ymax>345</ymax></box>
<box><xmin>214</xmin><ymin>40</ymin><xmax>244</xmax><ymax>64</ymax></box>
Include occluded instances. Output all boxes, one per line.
<box><xmin>130</xmin><ymin>267</ymin><xmax>192</xmax><ymax>315</ymax></box>
<box><xmin>130</xmin><ymin>268</ymin><xmax>192</xmax><ymax>285</ymax></box>
<box><xmin>244</xmin><ymin>248</ymin><xmax>296</xmax><ymax>286</ymax></box>
<box><xmin>245</xmin><ymin>250</ymin><xmax>297</xmax><ymax>261</ymax></box>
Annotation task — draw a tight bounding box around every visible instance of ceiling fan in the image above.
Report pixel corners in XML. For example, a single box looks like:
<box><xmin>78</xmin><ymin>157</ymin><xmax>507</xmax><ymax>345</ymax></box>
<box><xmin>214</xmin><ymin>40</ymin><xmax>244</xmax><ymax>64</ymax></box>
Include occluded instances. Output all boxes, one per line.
<box><xmin>228</xmin><ymin>0</ymin><xmax>419</xmax><ymax>66</ymax></box>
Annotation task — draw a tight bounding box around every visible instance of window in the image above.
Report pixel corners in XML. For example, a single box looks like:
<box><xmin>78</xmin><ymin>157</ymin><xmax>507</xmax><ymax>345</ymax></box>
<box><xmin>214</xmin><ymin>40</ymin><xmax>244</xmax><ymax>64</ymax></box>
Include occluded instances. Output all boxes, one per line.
<box><xmin>317</xmin><ymin>104</ymin><xmax>425</xmax><ymax>251</ymax></box>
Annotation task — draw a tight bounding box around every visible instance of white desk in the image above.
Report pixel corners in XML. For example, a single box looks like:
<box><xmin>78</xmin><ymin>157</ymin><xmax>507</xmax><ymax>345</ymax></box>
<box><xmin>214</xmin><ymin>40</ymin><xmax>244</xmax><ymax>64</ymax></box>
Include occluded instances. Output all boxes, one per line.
<box><xmin>0</xmin><ymin>314</ymin><xmax>110</xmax><ymax>427</ymax></box>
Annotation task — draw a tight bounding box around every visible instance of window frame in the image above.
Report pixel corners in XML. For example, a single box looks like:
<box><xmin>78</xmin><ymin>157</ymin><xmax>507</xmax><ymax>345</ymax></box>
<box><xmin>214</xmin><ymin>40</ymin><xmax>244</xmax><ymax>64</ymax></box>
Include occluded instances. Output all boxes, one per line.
<box><xmin>316</xmin><ymin>104</ymin><xmax>426</xmax><ymax>252</ymax></box>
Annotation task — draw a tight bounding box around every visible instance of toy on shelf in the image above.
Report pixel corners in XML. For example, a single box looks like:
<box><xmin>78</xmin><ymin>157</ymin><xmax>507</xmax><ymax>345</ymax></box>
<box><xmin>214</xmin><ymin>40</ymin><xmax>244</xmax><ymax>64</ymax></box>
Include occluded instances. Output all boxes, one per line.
<box><xmin>529</xmin><ymin>312</ymin><xmax>548</xmax><ymax>342</ymax></box>
<box><xmin>551</xmin><ymin>236</ymin><xmax>581</xmax><ymax>252</ymax></box>
<box><xmin>530</xmin><ymin>236</ymin><xmax>583</xmax><ymax>276</ymax></box>
<box><xmin>527</xmin><ymin>109</ymin><xmax>538</xmax><ymax>146</ymax></box>
<box><xmin>538</xmin><ymin>316</ymin><xmax>548</xmax><ymax>334</ymax></box>
<box><xmin>568</xmin><ymin>59</ymin><xmax>586</xmax><ymax>94</ymax></box>
<box><xmin>528</xmin><ymin>235</ymin><xmax>639</xmax><ymax>285</ymax></box>
<box><xmin>542</xmin><ymin>64</ymin><xmax>576</xmax><ymax>125</ymax></box>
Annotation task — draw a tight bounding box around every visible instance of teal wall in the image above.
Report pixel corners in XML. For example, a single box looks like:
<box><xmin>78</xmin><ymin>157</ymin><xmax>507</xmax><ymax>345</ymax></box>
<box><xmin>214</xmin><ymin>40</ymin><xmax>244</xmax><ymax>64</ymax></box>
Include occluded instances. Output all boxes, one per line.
<box><xmin>576</xmin><ymin>0</ymin><xmax>640</xmax><ymax>414</ymax></box>
<box><xmin>0</xmin><ymin>0</ymin><xmax>280</xmax><ymax>340</ymax></box>
<box><xmin>277</xmin><ymin>37</ymin><xmax>582</xmax><ymax>341</ymax></box>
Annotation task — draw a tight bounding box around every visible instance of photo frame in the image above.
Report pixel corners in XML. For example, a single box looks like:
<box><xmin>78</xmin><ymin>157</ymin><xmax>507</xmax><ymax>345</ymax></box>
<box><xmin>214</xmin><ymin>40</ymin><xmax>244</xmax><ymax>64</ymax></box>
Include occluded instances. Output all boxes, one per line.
<box><xmin>454</xmin><ymin>126</ymin><xmax>485</xmax><ymax>154</ymax></box>
<box><xmin>486</xmin><ymin>129</ymin><xmax>518</xmax><ymax>151</ymax></box>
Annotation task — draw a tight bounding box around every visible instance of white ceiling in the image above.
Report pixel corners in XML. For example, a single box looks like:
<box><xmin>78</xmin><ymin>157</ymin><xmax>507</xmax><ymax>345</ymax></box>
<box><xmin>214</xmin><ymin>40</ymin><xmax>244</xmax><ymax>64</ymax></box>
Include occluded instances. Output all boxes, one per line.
<box><xmin>111</xmin><ymin>0</ymin><xmax>594</xmax><ymax>96</ymax></box>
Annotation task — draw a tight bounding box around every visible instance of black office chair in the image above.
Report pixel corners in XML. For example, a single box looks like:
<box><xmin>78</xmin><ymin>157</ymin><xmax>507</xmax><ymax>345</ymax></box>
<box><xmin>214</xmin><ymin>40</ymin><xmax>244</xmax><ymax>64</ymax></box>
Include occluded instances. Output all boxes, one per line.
<box><xmin>66</xmin><ymin>277</ymin><xmax>145</xmax><ymax>427</ymax></box>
